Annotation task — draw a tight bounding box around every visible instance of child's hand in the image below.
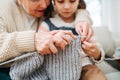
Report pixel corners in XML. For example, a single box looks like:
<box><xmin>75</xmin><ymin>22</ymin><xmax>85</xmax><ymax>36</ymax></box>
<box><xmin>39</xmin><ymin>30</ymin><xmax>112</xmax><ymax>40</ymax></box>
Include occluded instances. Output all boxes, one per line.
<box><xmin>75</xmin><ymin>21</ymin><xmax>94</xmax><ymax>42</ymax></box>
<box><xmin>81</xmin><ymin>40</ymin><xmax>101</xmax><ymax>60</ymax></box>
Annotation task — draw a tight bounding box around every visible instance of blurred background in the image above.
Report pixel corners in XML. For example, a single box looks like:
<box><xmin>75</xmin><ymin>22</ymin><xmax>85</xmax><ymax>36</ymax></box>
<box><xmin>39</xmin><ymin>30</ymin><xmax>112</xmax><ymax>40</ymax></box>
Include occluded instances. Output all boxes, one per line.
<box><xmin>85</xmin><ymin>0</ymin><xmax>120</xmax><ymax>44</ymax></box>
<box><xmin>85</xmin><ymin>1</ymin><xmax>120</xmax><ymax>79</ymax></box>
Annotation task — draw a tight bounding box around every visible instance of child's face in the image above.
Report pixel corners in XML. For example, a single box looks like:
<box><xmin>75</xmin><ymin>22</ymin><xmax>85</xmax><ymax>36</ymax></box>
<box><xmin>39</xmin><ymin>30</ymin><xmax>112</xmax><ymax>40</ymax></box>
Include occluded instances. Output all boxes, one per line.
<box><xmin>54</xmin><ymin>0</ymin><xmax>79</xmax><ymax>22</ymax></box>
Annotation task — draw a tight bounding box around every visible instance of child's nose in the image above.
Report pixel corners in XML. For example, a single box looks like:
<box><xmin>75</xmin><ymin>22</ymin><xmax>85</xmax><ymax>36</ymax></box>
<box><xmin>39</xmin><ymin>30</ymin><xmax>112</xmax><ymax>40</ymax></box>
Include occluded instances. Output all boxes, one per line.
<box><xmin>64</xmin><ymin>3</ymin><xmax>70</xmax><ymax>9</ymax></box>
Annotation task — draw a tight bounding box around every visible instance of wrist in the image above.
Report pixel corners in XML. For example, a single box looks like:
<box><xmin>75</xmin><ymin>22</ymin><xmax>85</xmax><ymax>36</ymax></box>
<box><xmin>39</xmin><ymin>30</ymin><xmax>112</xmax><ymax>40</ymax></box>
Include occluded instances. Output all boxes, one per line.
<box><xmin>93</xmin><ymin>50</ymin><xmax>101</xmax><ymax>60</ymax></box>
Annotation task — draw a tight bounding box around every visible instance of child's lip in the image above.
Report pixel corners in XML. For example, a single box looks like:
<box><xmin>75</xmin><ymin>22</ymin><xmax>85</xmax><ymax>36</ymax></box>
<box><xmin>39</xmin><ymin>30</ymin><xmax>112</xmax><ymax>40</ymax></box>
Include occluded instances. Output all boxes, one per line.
<box><xmin>64</xmin><ymin>12</ymin><xmax>71</xmax><ymax>13</ymax></box>
<box><xmin>64</xmin><ymin>11</ymin><xmax>71</xmax><ymax>13</ymax></box>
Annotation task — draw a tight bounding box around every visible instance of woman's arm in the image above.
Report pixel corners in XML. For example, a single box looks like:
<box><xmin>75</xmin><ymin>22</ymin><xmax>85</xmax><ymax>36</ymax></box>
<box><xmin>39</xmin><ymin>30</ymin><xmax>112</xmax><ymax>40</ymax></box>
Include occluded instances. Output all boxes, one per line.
<box><xmin>0</xmin><ymin>18</ymin><xmax>35</xmax><ymax>63</ymax></box>
<box><xmin>39</xmin><ymin>22</ymin><xmax>76</xmax><ymax>53</ymax></box>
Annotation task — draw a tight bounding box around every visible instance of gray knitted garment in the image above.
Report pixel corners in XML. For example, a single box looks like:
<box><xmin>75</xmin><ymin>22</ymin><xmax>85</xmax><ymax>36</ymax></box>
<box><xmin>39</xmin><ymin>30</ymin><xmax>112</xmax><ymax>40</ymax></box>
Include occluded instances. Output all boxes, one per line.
<box><xmin>10</xmin><ymin>37</ymin><xmax>82</xmax><ymax>80</ymax></box>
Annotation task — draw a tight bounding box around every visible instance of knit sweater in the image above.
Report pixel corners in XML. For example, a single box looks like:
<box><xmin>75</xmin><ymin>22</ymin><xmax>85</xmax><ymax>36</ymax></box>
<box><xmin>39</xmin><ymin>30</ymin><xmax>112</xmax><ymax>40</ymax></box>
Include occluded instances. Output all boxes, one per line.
<box><xmin>0</xmin><ymin>0</ymin><xmax>93</xmax><ymax>67</ymax></box>
<box><xmin>40</xmin><ymin>14</ymin><xmax>105</xmax><ymax>66</ymax></box>
<box><xmin>10</xmin><ymin>37</ymin><xmax>82</xmax><ymax>80</ymax></box>
<box><xmin>0</xmin><ymin>0</ymin><xmax>36</xmax><ymax>65</ymax></box>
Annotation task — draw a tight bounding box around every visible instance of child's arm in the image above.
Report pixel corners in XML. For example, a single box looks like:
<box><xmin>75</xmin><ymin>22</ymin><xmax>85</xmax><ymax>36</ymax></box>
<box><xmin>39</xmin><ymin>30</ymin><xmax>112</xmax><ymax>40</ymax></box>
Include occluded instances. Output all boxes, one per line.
<box><xmin>74</xmin><ymin>9</ymin><xmax>93</xmax><ymax>41</ymax></box>
<box><xmin>81</xmin><ymin>37</ymin><xmax>105</xmax><ymax>63</ymax></box>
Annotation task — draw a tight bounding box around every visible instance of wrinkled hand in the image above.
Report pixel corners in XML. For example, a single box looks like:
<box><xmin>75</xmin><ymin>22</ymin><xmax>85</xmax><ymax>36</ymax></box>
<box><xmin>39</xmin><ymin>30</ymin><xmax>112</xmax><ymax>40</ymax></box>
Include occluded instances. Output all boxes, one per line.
<box><xmin>75</xmin><ymin>21</ymin><xmax>94</xmax><ymax>42</ymax></box>
<box><xmin>35</xmin><ymin>31</ymin><xmax>58</xmax><ymax>55</ymax></box>
<box><xmin>81</xmin><ymin>40</ymin><xmax>101</xmax><ymax>60</ymax></box>
<box><xmin>52</xmin><ymin>30</ymin><xmax>75</xmax><ymax>50</ymax></box>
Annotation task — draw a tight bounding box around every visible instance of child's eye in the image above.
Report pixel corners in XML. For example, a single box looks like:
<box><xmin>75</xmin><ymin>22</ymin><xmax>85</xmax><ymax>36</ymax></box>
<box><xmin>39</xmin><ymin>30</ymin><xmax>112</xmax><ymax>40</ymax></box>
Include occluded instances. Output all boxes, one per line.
<box><xmin>70</xmin><ymin>0</ymin><xmax>76</xmax><ymax>3</ymax></box>
<box><xmin>57</xmin><ymin>0</ymin><xmax>64</xmax><ymax>3</ymax></box>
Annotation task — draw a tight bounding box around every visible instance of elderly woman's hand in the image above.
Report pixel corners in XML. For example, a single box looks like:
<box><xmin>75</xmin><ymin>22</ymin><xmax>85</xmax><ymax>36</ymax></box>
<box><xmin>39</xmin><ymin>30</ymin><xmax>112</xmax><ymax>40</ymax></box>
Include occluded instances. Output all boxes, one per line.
<box><xmin>35</xmin><ymin>31</ymin><xmax>58</xmax><ymax>55</ymax></box>
<box><xmin>52</xmin><ymin>30</ymin><xmax>75</xmax><ymax>50</ymax></box>
<box><xmin>35</xmin><ymin>30</ymin><xmax>75</xmax><ymax>55</ymax></box>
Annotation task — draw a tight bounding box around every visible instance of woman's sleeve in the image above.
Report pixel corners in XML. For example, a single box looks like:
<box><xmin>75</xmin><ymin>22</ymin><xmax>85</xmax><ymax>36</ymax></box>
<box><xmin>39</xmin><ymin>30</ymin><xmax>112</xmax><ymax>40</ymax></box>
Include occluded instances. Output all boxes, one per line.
<box><xmin>0</xmin><ymin>18</ymin><xmax>35</xmax><ymax>63</ymax></box>
<box><xmin>74</xmin><ymin>9</ymin><xmax>93</xmax><ymax>25</ymax></box>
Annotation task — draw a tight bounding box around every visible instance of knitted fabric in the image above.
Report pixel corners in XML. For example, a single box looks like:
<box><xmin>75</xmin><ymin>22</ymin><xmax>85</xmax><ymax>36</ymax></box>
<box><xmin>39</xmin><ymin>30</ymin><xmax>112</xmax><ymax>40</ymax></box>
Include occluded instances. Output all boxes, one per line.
<box><xmin>10</xmin><ymin>37</ymin><xmax>82</xmax><ymax>80</ymax></box>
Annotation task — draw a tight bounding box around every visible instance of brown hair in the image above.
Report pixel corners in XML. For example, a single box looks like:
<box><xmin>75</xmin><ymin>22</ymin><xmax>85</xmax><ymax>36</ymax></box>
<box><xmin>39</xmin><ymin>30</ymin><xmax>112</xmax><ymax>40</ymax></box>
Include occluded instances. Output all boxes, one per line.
<box><xmin>78</xmin><ymin>0</ymin><xmax>86</xmax><ymax>9</ymax></box>
<box><xmin>52</xmin><ymin>0</ymin><xmax>86</xmax><ymax>9</ymax></box>
<box><xmin>44</xmin><ymin>1</ymin><xmax>54</xmax><ymax>19</ymax></box>
<box><xmin>45</xmin><ymin>0</ymin><xmax>86</xmax><ymax>18</ymax></box>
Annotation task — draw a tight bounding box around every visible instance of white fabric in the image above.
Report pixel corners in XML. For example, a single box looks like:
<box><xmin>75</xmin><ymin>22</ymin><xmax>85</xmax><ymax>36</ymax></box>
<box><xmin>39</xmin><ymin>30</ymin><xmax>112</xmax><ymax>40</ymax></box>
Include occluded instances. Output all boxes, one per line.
<box><xmin>40</xmin><ymin>14</ymin><xmax>74</xmax><ymax>31</ymax></box>
<box><xmin>93</xmin><ymin>27</ymin><xmax>116</xmax><ymax>57</ymax></box>
<box><xmin>50</xmin><ymin>14</ymin><xmax>74</xmax><ymax>28</ymax></box>
<box><xmin>101</xmin><ymin>0</ymin><xmax>120</xmax><ymax>47</ymax></box>
<box><xmin>0</xmin><ymin>0</ymin><xmax>36</xmax><ymax>64</ymax></box>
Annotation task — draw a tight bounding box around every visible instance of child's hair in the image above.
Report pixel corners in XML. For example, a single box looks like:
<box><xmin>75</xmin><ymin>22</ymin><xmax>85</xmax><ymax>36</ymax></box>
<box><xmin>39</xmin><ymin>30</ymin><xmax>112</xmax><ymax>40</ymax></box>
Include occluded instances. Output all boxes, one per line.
<box><xmin>44</xmin><ymin>0</ymin><xmax>86</xmax><ymax>18</ymax></box>
<box><xmin>78</xmin><ymin>0</ymin><xmax>86</xmax><ymax>9</ymax></box>
<box><xmin>44</xmin><ymin>1</ymin><xmax>54</xmax><ymax>19</ymax></box>
<box><xmin>52</xmin><ymin>0</ymin><xmax>86</xmax><ymax>9</ymax></box>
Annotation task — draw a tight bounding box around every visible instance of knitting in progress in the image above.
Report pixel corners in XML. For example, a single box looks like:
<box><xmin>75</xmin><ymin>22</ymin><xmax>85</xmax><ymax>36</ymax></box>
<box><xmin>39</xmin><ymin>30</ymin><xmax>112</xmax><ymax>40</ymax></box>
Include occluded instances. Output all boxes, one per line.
<box><xmin>10</xmin><ymin>36</ymin><xmax>82</xmax><ymax>80</ymax></box>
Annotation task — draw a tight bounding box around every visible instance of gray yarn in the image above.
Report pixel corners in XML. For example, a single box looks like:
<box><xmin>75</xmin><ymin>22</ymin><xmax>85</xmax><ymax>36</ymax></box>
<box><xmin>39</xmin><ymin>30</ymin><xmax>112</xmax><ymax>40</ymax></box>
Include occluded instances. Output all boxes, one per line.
<box><xmin>10</xmin><ymin>37</ymin><xmax>82</xmax><ymax>80</ymax></box>
<box><xmin>10</xmin><ymin>52</ymin><xmax>47</xmax><ymax>80</ymax></box>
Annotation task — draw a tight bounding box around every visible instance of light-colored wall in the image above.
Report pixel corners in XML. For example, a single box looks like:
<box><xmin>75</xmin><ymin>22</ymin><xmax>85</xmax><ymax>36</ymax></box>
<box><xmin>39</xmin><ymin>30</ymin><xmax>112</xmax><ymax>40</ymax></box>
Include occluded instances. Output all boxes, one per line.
<box><xmin>101</xmin><ymin>0</ymin><xmax>120</xmax><ymax>45</ymax></box>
